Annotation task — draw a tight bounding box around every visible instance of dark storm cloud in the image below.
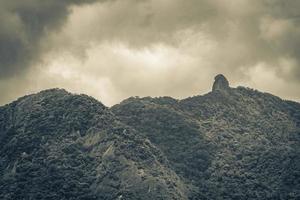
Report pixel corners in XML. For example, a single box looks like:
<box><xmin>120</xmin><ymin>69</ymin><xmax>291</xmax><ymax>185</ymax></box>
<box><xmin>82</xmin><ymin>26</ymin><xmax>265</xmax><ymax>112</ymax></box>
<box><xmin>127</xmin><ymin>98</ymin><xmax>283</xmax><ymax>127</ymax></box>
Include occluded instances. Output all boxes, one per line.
<box><xmin>0</xmin><ymin>0</ymin><xmax>97</xmax><ymax>78</ymax></box>
<box><xmin>65</xmin><ymin>0</ymin><xmax>300</xmax><ymax>82</ymax></box>
<box><xmin>1</xmin><ymin>0</ymin><xmax>299</xmax><ymax>80</ymax></box>
<box><xmin>0</xmin><ymin>0</ymin><xmax>300</xmax><ymax>106</ymax></box>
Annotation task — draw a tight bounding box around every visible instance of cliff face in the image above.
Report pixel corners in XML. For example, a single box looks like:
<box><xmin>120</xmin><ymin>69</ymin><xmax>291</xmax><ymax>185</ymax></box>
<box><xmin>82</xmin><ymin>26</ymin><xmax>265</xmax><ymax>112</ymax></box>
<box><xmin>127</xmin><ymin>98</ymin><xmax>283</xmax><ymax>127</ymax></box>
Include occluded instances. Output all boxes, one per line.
<box><xmin>0</xmin><ymin>75</ymin><xmax>300</xmax><ymax>200</ymax></box>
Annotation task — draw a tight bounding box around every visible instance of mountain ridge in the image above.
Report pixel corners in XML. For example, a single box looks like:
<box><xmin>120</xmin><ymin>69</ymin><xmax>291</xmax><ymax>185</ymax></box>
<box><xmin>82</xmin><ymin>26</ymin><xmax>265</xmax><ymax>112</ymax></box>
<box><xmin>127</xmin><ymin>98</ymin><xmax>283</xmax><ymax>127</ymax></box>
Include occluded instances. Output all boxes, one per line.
<box><xmin>0</xmin><ymin>87</ymin><xmax>188</xmax><ymax>200</ymax></box>
<box><xmin>0</xmin><ymin>75</ymin><xmax>299</xmax><ymax>199</ymax></box>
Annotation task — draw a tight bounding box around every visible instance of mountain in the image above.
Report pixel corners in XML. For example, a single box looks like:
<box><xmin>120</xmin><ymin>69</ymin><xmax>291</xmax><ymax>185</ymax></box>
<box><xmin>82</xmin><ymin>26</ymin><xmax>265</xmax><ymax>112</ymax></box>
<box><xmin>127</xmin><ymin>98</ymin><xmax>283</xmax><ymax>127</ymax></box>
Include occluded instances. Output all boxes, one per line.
<box><xmin>0</xmin><ymin>75</ymin><xmax>299</xmax><ymax>199</ymax></box>
<box><xmin>111</xmin><ymin>75</ymin><xmax>300</xmax><ymax>200</ymax></box>
<box><xmin>0</xmin><ymin>89</ymin><xmax>187</xmax><ymax>200</ymax></box>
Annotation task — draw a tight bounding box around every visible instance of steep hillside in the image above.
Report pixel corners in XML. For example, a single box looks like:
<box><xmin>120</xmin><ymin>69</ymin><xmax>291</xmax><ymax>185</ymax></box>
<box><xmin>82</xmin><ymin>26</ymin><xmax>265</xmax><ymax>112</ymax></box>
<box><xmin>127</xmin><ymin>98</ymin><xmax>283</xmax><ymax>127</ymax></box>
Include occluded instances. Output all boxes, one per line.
<box><xmin>0</xmin><ymin>74</ymin><xmax>299</xmax><ymax>200</ymax></box>
<box><xmin>0</xmin><ymin>89</ymin><xmax>187</xmax><ymax>200</ymax></box>
<box><xmin>112</xmin><ymin>75</ymin><xmax>300</xmax><ymax>200</ymax></box>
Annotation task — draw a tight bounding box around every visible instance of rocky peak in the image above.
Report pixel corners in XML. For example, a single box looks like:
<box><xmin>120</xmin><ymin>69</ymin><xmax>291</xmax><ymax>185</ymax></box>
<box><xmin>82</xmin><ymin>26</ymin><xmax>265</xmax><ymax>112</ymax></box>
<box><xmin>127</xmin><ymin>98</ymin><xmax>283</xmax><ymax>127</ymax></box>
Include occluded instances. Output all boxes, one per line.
<box><xmin>212</xmin><ymin>74</ymin><xmax>230</xmax><ymax>92</ymax></box>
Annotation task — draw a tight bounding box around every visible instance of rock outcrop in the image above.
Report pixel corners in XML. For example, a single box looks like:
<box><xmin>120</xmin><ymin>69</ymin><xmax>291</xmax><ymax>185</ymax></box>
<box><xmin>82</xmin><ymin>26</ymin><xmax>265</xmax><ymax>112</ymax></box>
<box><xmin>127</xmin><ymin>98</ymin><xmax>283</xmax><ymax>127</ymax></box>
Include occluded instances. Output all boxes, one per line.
<box><xmin>212</xmin><ymin>74</ymin><xmax>230</xmax><ymax>92</ymax></box>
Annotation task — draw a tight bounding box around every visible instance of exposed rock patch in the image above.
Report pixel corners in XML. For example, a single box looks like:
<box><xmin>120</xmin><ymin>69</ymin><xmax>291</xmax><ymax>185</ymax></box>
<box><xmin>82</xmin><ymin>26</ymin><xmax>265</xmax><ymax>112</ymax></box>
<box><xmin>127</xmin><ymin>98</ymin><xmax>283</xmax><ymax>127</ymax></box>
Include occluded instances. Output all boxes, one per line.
<box><xmin>212</xmin><ymin>74</ymin><xmax>230</xmax><ymax>92</ymax></box>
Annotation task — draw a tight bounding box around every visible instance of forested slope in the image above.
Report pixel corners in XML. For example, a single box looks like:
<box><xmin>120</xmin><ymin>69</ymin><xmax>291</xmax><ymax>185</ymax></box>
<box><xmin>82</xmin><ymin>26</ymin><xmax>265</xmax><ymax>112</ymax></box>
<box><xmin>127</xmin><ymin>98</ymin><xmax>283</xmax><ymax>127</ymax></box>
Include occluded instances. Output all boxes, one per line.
<box><xmin>0</xmin><ymin>75</ymin><xmax>299</xmax><ymax>199</ymax></box>
<box><xmin>112</xmin><ymin>75</ymin><xmax>300</xmax><ymax>199</ymax></box>
<box><xmin>0</xmin><ymin>89</ymin><xmax>187</xmax><ymax>200</ymax></box>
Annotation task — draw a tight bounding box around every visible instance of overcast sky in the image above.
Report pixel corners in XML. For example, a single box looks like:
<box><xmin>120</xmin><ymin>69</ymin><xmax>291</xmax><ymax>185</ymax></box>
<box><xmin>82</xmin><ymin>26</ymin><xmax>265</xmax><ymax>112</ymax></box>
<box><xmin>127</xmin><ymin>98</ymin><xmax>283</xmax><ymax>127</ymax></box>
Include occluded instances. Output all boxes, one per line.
<box><xmin>1</xmin><ymin>0</ymin><xmax>300</xmax><ymax>106</ymax></box>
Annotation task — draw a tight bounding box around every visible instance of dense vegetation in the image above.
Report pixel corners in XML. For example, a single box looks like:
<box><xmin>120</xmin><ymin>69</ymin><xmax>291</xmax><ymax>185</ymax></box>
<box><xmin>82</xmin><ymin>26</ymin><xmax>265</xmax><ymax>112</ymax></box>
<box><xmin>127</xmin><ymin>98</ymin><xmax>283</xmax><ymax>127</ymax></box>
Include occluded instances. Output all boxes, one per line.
<box><xmin>0</xmin><ymin>89</ymin><xmax>187</xmax><ymax>200</ymax></box>
<box><xmin>0</xmin><ymin>75</ymin><xmax>299</xmax><ymax>199</ymax></box>
<box><xmin>112</xmin><ymin>83</ymin><xmax>300</xmax><ymax>199</ymax></box>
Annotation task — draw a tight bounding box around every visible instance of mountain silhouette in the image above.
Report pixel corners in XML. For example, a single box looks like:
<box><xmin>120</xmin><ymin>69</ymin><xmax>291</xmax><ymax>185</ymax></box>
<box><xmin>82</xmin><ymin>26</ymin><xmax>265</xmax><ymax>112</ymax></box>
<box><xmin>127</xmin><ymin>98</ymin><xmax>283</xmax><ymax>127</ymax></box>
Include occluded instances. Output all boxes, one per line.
<box><xmin>1</xmin><ymin>75</ymin><xmax>299</xmax><ymax>199</ymax></box>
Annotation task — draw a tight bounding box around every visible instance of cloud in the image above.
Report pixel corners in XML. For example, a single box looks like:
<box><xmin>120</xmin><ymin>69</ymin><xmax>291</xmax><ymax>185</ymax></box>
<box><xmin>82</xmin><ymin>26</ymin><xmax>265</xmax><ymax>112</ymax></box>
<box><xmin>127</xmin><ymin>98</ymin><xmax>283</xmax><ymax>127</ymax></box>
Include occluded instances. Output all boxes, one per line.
<box><xmin>55</xmin><ymin>0</ymin><xmax>300</xmax><ymax>79</ymax></box>
<box><xmin>0</xmin><ymin>0</ymin><xmax>98</xmax><ymax>78</ymax></box>
<box><xmin>0</xmin><ymin>0</ymin><xmax>299</xmax><ymax>105</ymax></box>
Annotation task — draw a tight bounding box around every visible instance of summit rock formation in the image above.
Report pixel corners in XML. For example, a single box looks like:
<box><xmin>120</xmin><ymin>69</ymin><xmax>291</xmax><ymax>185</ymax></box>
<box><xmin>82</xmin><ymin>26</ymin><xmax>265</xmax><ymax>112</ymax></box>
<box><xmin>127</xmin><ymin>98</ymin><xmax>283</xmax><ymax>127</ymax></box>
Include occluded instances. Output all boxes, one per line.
<box><xmin>212</xmin><ymin>74</ymin><xmax>230</xmax><ymax>92</ymax></box>
<box><xmin>0</xmin><ymin>76</ymin><xmax>300</xmax><ymax>200</ymax></box>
